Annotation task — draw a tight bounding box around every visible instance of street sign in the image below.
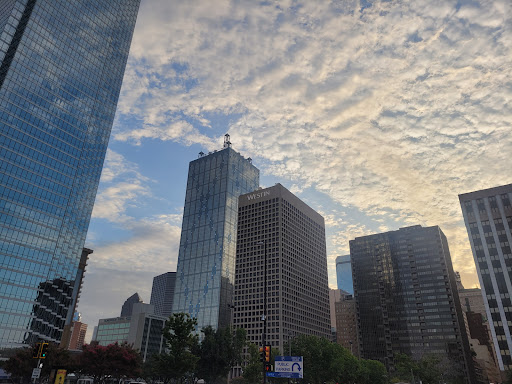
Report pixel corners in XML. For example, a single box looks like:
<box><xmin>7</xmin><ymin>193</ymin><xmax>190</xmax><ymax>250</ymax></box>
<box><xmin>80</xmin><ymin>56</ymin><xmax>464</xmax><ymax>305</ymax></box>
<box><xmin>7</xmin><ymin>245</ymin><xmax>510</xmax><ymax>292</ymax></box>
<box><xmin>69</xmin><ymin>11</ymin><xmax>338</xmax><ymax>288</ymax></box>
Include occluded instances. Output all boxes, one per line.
<box><xmin>54</xmin><ymin>369</ymin><xmax>66</xmax><ymax>384</ymax></box>
<box><xmin>31</xmin><ymin>368</ymin><xmax>41</xmax><ymax>379</ymax></box>
<box><xmin>274</xmin><ymin>356</ymin><xmax>303</xmax><ymax>378</ymax></box>
<box><xmin>266</xmin><ymin>372</ymin><xmax>302</xmax><ymax>378</ymax></box>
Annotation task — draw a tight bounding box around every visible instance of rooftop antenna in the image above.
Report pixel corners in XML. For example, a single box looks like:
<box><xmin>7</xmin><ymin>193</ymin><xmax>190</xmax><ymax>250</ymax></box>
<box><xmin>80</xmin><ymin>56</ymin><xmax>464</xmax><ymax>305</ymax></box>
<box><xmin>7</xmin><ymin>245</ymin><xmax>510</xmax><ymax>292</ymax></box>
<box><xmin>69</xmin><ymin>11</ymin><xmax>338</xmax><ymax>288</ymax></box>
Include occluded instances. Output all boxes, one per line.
<box><xmin>223</xmin><ymin>133</ymin><xmax>231</xmax><ymax>148</ymax></box>
<box><xmin>198</xmin><ymin>151</ymin><xmax>205</xmax><ymax>158</ymax></box>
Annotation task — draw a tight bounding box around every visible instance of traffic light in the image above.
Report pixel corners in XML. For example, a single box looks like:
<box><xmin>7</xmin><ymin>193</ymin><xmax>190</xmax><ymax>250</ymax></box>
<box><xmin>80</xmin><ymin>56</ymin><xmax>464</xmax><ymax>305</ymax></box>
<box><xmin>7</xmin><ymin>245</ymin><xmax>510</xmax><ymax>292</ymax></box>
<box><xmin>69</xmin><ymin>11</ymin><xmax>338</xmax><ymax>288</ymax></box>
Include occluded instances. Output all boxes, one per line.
<box><xmin>265</xmin><ymin>363</ymin><xmax>272</xmax><ymax>372</ymax></box>
<box><xmin>32</xmin><ymin>343</ymin><xmax>42</xmax><ymax>358</ymax></box>
<box><xmin>40</xmin><ymin>342</ymin><xmax>49</xmax><ymax>359</ymax></box>
<box><xmin>259</xmin><ymin>347</ymin><xmax>265</xmax><ymax>362</ymax></box>
<box><xmin>264</xmin><ymin>345</ymin><xmax>271</xmax><ymax>362</ymax></box>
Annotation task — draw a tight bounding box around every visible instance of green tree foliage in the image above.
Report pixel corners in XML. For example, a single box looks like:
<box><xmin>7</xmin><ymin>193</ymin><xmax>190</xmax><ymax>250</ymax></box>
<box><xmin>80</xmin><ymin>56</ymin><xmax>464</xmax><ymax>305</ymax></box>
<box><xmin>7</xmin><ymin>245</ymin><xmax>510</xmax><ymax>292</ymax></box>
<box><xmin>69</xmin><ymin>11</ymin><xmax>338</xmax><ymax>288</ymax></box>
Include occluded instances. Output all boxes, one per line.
<box><xmin>392</xmin><ymin>353</ymin><xmax>462</xmax><ymax>384</ymax></box>
<box><xmin>196</xmin><ymin>326</ymin><xmax>247</xmax><ymax>384</ymax></box>
<box><xmin>80</xmin><ymin>342</ymin><xmax>142</xmax><ymax>383</ymax></box>
<box><xmin>290</xmin><ymin>334</ymin><xmax>386</xmax><ymax>384</ymax></box>
<box><xmin>242</xmin><ymin>343</ymin><xmax>262</xmax><ymax>384</ymax></box>
<box><xmin>4</xmin><ymin>343</ymin><xmax>77</xmax><ymax>382</ymax></box>
<box><xmin>156</xmin><ymin>312</ymin><xmax>200</xmax><ymax>384</ymax></box>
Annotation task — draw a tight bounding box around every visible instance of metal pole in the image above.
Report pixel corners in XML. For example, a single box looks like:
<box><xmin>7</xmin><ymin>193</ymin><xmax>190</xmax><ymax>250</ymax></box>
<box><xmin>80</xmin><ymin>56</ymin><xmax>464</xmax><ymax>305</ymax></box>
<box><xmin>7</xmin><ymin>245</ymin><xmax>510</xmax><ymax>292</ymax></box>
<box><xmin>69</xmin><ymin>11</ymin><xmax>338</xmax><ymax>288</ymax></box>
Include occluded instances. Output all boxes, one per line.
<box><xmin>260</xmin><ymin>241</ymin><xmax>268</xmax><ymax>384</ymax></box>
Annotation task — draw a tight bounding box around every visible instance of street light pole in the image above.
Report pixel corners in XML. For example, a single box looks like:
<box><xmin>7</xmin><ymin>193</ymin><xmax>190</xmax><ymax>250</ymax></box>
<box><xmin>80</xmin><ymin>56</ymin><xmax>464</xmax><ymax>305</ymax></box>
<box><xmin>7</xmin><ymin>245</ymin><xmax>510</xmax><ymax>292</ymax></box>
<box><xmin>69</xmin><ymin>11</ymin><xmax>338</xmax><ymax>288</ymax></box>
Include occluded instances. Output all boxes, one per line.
<box><xmin>258</xmin><ymin>241</ymin><xmax>268</xmax><ymax>384</ymax></box>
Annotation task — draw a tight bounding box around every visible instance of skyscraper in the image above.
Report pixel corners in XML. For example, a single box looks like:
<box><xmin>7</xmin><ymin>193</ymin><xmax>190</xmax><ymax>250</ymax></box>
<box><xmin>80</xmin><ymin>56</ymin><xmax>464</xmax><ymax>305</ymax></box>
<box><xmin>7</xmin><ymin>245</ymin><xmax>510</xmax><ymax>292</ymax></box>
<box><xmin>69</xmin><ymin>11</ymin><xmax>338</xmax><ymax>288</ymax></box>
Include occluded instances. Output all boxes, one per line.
<box><xmin>350</xmin><ymin>225</ymin><xmax>475</xmax><ymax>383</ymax></box>
<box><xmin>172</xmin><ymin>136</ymin><xmax>259</xmax><ymax>331</ymax></box>
<box><xmin>233</xmin><ymin>184</ymin><xmax>331</xmax><ymax>353</ymax></box>
<box><xmin>150</xmin><ymin>272</ymin><xmax>176</xmax><ymax>318</ymax></box>
<box><xmin>0</xmin><ymin>0</ymin><xmax>140</xmax><ymax>353</ymax></box>
<box><xmin>459</xmin><ymin>183</ymin><xmax>512</xmax><ymax>371</ymax></box>
<box><xmin>121</xmin><ymin>293</ymin><xmax>143</xmax><ymax>317</ymax></box>
<box><xmin>336</xmin><ymin>255</ymin><xmax>353</xmax><ymax>294</ymax></box>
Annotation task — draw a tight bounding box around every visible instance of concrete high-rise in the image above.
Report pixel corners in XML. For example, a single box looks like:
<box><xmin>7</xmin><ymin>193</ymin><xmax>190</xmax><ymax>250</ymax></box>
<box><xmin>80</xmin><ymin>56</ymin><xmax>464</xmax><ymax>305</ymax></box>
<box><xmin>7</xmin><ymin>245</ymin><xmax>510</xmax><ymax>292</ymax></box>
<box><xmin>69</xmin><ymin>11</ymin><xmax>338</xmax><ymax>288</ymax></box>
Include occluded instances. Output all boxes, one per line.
<box><xmin>172</xmin><ymin>136</ymin><xmax>259</xmax><ymax>331</ymax></box>
<box><xmin>334</xmin><ymin>291</ymin><xmax>359</xmax><ymax>357</ymax></box>
<box><xmin>350</xmin><ymin>225</ymin><xmax>475</xmax><ymax>383</ymax></box>
<box><xmin>0</xmin><ymin>0</ymin><xmax>140</xmax><ymax>353</ymax></box>
<box><xmin>150</xmin><ymin>272</ymin><xmax>176</xmax><ymax>318</ymax></box>
<box><xmin>336</xmin><ymin>255</ymin><xmax>353</xmax><ymax>294</ymax></box>
<box><xmin>233</xmin><ymin>184</ymin><xmax>331</xmax><ymax>353</ymax></box>
<box><xmin>459</xmin><ymin>184</ymin><xmax>512</xmax><ymax>371</ymax></box>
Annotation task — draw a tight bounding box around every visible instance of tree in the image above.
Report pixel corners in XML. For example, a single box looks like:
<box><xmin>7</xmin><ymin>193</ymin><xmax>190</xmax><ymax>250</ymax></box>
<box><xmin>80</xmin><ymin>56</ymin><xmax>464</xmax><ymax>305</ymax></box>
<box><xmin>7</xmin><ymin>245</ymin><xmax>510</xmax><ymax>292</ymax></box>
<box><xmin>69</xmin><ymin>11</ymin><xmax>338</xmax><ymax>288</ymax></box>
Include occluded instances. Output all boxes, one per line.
<box><xmin>358</xmin><ymin>359</ymin><xmax>388</xmax><ymax>384</ymax></box>
<box><xmin>156</xmin><ymin>312</ymin><xmax>200</xmax><ymax>384</ymax></box>
<box><xmin>4</xmin><ymin>343</ymin><xmax>77</xmax><ymax>383</ymax></box>
<box><xmin>242</xmin><ymin>343</ymin><xmax>262</xmax><ymax>384</ymax></box>
<box><xmin>196</xmin><ymin>326</ymin><xmax>247</xmax><ymax>384</ymax></box>
<box><xmin>80</xmin><ymin>342</ymin><xmax>142</xmax><ymax>384</ymax></box>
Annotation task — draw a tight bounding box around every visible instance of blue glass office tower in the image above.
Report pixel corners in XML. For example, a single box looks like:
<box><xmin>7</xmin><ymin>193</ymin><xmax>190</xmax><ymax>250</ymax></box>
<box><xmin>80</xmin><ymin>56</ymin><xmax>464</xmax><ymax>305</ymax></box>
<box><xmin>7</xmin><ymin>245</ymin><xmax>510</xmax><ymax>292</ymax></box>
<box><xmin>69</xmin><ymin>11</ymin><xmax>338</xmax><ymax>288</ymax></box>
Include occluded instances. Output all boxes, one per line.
<box><xmin>173</xmin><ymin>137</ymin><xmax>259</xmax><ymax>331</ymax></box>
<box><xmin>336</xmin><ymin>255</ymin><xmax>353</xmax><ymax>294</ymax></box>
<box><xmin>0</xmin><ymin>0</ymin><xmax>140</xmax><ymax>353</ymax></box>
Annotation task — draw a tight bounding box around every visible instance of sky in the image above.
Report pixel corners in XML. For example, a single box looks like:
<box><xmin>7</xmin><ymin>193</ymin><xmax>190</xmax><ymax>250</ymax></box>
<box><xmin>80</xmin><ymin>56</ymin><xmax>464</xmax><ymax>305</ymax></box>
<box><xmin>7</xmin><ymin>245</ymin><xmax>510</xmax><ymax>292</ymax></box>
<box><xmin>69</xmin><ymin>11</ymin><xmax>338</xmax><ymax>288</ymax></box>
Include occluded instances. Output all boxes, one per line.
<box><xmin>79</xmin><ymin>0</ymin><xmax>512</xmax><ymax>339</ymax></box>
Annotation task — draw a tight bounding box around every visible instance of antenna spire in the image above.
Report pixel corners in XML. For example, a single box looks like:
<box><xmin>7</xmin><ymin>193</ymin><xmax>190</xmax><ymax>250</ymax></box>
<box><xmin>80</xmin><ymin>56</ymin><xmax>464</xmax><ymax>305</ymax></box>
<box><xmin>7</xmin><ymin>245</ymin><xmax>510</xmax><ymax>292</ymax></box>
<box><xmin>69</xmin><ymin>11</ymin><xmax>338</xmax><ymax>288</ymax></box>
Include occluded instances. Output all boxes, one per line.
<box><xmin>223</xmin><ymin>133</ymin><xmax>231</xmax><ymax>148</ymax></box>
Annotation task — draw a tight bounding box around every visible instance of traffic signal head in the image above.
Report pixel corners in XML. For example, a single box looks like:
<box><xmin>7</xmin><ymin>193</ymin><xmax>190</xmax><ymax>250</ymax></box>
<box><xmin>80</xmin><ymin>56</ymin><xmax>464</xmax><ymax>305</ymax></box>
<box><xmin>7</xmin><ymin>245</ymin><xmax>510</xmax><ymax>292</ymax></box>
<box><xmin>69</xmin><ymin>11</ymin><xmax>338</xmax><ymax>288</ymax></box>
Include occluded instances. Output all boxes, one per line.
<box><xmin>265</xmin><ymin>363</ymin><xmax>272</xmax><ymax>372</ymax></box>
<box><xmin>40</xmin><ymin>342</ymin><xmax>49</xmax><ymax>359</ymax></box>
<box><xmin>259</xmin><ymin>347</ymin><xmax>265</xmax><ymax>362</ymax></box>
<box><xmin>264</xmin><ymin>345</ymin><xmax>271</xmax><ymax>362</ymax></box>
<box><xmin>32</xmin><ymin>343</ymin><xmax>41</xmax><ymax>358</ymax></box>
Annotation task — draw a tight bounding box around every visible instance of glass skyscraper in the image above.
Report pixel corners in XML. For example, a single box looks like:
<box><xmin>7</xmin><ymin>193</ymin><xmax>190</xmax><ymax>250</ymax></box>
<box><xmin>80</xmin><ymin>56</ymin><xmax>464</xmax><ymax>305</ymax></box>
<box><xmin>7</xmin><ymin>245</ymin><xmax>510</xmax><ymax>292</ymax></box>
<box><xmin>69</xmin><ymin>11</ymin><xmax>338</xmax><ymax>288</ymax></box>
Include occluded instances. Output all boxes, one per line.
<box><xmin>173</xmin><ymin>137</ymin><xmax>259</xmax><ymax>331</ymax></box>
<box><xmin>0</xmin><ymin>0</ymin><xmax>140</xmax><ymax>353</ymax></box>
<box><xmin>335</xmin><ymin>254</ymin><xmax>353</xmax><ymax>294</ymax></box>
<box><xmin>350</xmin><ymin>225</ymin><xmax>475</xmax><ymax>383</ymax></box>
<box><xmin>150</xmin><ymin>272</ymin><xmax>176</xmax><ymax>318</ymax></box>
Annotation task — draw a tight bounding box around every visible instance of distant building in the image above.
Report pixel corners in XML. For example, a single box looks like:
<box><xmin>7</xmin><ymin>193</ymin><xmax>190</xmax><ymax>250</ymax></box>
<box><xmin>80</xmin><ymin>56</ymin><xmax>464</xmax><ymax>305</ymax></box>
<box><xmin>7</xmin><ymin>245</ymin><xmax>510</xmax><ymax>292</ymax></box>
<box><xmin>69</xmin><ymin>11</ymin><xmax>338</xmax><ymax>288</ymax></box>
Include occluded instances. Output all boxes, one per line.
<box><xmin>336</xmin><ymin>255</ymin><xmax>353</xmax><ymax>294</ymax></box>
<box><xmin>150</xmin><ymin>272</ymin><xmax>176</xmax><ymax>318</ymax></box>
<box><xmin>172</xmin><ymin>135</ymin><xmax>260</xmax><ymax>331</ymax></box>
<box><xmin>121</xmin><ymin>293</ymin><xmax>143</xmax><ymax>317</ymax></box>
<box><xmin>335</xmin><ymin>291</ymin><xmax>359</xmax><ymax>358</ymax></box>
<box><xmin>329</xmin><ymin>289</ymin><xmax>343</xmax><ymax>339</ymax></box>
<box><xmin>457</xmin><ymin>276</ymin><xmax>501</xmax><ymax>383</ymax></box>
<box><xmin>68</xmin><ymin>322</ymin><xmax>88</xmax><ymax>350</ymax></box>
<box><xmin>95</xmin><ymin>303</ymin><xmax>166</xmax><ymax>362</ymax></box>
<box><xmin>350</xmin><ymin>225</ymin><xmax>475</xmax><ymax>383</ymax></box>
<box><xmin>459</xmin><ymin>184</ymin><xmax>512</xmax><ymax>371</ymax></box>
<box><xmin>233</xmin><ymin>183</ymin><xmax>331</xmax><ymax>354</ymax></box>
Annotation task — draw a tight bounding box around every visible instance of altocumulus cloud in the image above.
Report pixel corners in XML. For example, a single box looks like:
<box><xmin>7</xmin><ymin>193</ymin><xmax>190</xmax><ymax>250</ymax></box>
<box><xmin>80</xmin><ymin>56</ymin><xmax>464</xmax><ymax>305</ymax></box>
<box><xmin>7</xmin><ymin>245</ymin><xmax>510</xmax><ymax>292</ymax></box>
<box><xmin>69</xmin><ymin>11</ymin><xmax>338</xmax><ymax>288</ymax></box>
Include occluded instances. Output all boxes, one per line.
<box><xmin>108</xmin><ymin>0</ymin><xmax>511</xmax><ymax>288</ymax></box>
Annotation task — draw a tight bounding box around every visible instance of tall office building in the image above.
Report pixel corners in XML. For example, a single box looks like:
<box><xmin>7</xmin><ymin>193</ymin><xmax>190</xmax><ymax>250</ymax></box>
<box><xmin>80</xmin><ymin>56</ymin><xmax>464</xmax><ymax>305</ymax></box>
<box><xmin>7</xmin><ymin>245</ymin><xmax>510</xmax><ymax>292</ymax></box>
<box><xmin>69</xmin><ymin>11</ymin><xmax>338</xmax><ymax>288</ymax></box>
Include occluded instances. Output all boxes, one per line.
<box><xmin>350</xmin><ymin>225</ymin><xmax>474</xmax><ymax>383</ymax></box>
<box><xmin>172</xmin><ymin>136</ymin><xmax>259</xmax><ymax>331</ymax></box>
<box><xmin>121</xmin><ymin>293</ymin><xmax>143</xmax><ymax>317</ymax></box>
<box><xmin>336</xmin><ymin>255</ymin><xmax>353</xmax><ymax>294</ymax></box>
<box><xmin>150</xmin><ymin>272</ymin><xmax>176</xmax><ymax>318</ymax></box>
<box><xmin>459</xmin><ymin>184</ymin><xmax>512</xmax><ymax>371</ymax></box>
<box><xmin>335</xmin><ymin>291</ymin><xmax>359</xmax><ymax>358</ymax></box>
<box><xmin>0</xmin><ymin>0</ymin><xmax>140</xmax><ymax>352</ymax></box>
<box><xmin>233</xmin><ymin>184</ymin><xmax>331</xmax><ymax>353</ymax></box>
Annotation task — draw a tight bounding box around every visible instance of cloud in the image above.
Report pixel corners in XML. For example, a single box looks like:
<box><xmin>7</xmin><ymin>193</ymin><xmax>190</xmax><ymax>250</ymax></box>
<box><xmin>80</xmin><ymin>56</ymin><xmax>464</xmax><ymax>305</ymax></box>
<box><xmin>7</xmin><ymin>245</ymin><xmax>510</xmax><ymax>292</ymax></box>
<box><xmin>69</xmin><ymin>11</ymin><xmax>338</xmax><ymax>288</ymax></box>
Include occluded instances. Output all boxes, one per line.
<box><xmin>111</xmin><ymin>0</ymin><xmax>512</xmax><ymax>289</ymax></box>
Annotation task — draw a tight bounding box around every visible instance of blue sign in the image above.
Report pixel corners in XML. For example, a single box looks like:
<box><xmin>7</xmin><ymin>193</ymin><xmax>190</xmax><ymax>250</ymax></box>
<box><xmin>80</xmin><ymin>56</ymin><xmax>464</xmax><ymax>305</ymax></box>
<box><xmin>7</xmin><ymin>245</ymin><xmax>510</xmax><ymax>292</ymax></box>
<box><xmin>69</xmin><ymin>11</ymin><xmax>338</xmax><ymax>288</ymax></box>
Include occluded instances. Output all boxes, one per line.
<box><xmin>274</xmin><ymin>356</ymin><xmax>303</xmax><ymax>378</ymax></box>
<box><xmin>266</xmin><ymin>372</ymin><xmax>302</xmax><ymax>378</ymax></box>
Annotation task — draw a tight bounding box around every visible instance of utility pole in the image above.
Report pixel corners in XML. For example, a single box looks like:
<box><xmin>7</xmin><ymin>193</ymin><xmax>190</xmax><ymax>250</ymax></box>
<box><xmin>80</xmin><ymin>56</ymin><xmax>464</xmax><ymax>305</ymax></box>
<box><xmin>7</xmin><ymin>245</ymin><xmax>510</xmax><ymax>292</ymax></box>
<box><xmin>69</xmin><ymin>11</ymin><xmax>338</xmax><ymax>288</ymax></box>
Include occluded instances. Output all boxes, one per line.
<box><xmin>258</xmin><ymin>241</ymin><xmax>268</xmax><ymax>384</ymax></box>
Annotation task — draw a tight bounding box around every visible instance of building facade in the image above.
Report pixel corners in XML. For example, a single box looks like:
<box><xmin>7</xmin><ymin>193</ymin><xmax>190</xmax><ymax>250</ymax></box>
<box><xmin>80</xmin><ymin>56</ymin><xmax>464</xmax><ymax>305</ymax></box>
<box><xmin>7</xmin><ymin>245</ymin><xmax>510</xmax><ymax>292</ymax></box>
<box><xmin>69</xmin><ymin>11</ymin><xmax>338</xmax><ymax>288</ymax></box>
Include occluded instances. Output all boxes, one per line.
<box><xmin>172</xmin><ymin>136</ymin><xmax>259</xmax><ymax>331</ymax></box>
<box><xmin>459</xmin><ymin>184</ymin><xmax>512</xmax><ymax>372</ymax></box>
<box><xmin>336</xmin><ymin>255</ymin><xmax>353</xmax><ymax>294</ymax></box>
<box><xmin>150</xmin><ymin>272</ymin><xmax>176</xmax><ymax>318</ymax></box>
<box><xmin>233</xmin><ymin>184</ymin><xmax>331</xmax><ymax>353</ymax></box>
<box><xmin>94</xmin><ymin>303</ymin><xmax>166</xmax><ymax>362</ymax></box>
<box><xmin>350</xmin><ymin>225</ymin><xmax>474</xmax><ymax>383</ymax></box>
<box><xmin>121</xmin><ymin>293</ymin><xmax>143</xmax><ymax>317</ymax></box>
<box><xmin>0</xmin><ymin>0</ymin><xmax>140</xmax><ymax>353</ymax></box>
<box><xmin>335</xmin><ymin>291</ymin><xmax>359</xmax><ymax>357</ymax></box>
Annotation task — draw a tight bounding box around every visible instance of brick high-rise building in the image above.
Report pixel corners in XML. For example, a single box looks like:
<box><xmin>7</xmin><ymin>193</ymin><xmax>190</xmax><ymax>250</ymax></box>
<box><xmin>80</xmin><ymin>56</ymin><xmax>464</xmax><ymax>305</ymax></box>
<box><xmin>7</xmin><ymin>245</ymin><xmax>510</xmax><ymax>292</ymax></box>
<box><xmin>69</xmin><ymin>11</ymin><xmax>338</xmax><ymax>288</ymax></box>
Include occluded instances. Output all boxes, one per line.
<box><xmin>233</xmin><ymin>184</ymin><xmax>331</xmax><ymax>354</ymax></box>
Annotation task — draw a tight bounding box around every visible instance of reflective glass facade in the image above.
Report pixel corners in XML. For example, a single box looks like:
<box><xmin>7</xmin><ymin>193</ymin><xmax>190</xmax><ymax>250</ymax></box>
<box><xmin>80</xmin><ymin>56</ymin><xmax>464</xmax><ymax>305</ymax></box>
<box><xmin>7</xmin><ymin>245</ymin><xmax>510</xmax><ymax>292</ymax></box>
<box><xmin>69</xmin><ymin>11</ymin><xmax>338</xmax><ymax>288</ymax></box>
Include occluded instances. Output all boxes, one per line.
<box><xmin>350</xmin><ymin>225</ymin><xmax>474</xmax><ymax>383</ymax></box>
<box><xmin>173</xmin><ymin>146</ymin><xmax>259</xmax><ymax>331</ymax></box>
<box><xmin>150</xmin><ymin>272</ymin><xmax>176</xmax><ymax>318</ymax></box>
<box><xmin>0</xmin><ymin>0</ymin><xmax>140</xmax><ymax>352</ymax></box>
<box><xmin>336</xmin><ymin>254</ymin><xmax>353</xmax><ymax>294</ymax></box>
<box><xmin>459</xmin><ymin>184</ymin><xmax>512</xmax><ymax>371</ymax></box>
